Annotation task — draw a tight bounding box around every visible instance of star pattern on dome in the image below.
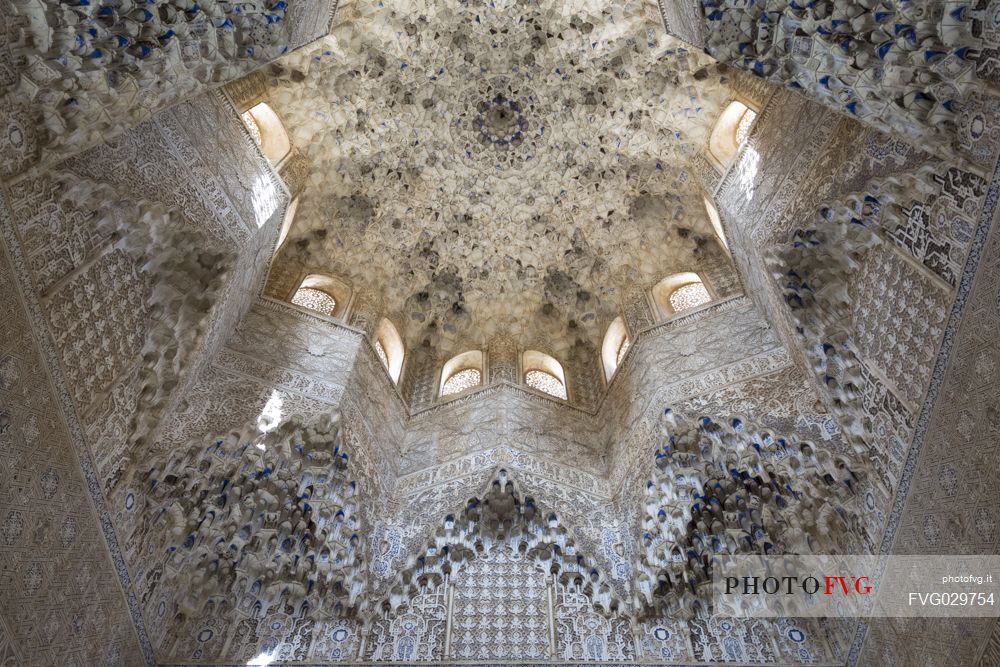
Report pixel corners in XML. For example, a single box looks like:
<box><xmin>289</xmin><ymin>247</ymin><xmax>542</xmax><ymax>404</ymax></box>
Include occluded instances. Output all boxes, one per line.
<box><xmin>266</xmin><ymin>0</ymin><xmax>739</xmax><ymax>358</ymax></box>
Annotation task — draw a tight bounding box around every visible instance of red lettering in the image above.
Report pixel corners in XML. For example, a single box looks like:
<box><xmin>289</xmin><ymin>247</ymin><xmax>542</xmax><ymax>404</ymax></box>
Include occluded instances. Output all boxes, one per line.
<box><xmin>824</xmin><ymin>576</ymin><xmax>850</xmax><ymax>595</ymax></box>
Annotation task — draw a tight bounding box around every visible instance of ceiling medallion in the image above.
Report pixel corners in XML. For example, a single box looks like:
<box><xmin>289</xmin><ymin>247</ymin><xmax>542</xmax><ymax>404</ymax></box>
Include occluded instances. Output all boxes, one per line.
<box><xmin>461</xmin><ymin>77</ymin><xmax>547</xmax><ymax>170</ymax></box>
<box><xmin>475</xmin><ymin>95</ymin><xmax>526</xmax><ymax>148</ymax></box>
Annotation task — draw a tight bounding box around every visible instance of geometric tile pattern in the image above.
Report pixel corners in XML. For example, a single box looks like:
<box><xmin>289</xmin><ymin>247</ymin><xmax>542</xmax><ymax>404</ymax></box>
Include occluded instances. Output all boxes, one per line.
<box><xmin>0</xmin><ymin>222</ymin><xmax>144</xmax><ymax>665</ymax></box>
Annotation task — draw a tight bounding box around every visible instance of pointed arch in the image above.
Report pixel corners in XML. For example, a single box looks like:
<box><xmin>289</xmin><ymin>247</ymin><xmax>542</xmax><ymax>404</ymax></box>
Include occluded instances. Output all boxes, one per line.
<box><xmin>601</xmin><ymin>316</ymin><xmax>630</xmax><ymax>382</ymax></box>
<box><xmin>708</xmin><ymin>100</ymin><xmax>758</xmax><ymax>167</ymax></box>
<box><xmin>439</xmin><ymin>350</ymin><xmax>483</xmax><ymax>397</ymax></box>
<box><xmin>242</xmin><ymin>102</ymin><xmax>292</xmax><ymax>165</ymax></box>
<box><xmin>274</xmin><ymin>196</ymin><xmax>299</xmax><ymax>254</ymax></box>
<box><xmin>522</xmin><ymin>350</ymin><xmax>568</xmax><ymax>400</ymax></box>
<box><xmin>374</xmin><ymin>318</ymin><xmax>405</xmax><ymax>383</ymax></box>
<box><xmin>376</xmin><ymin>469</ymin><xmax>623</xmax><ymax>619</ymax></box>
<box><xmin>651</xmin><ymin>272</ymin><xmax>713</xmax><ymax>319</ymax></box>
<box><xmin>703</xmin><ymin>195</ymin><xmax>728</xmax><ymax>250</ymax></box>
<box><xmin>290</xmin><ymin>273</ymin><xmax>352</xmax><ymax>319</ymax></box>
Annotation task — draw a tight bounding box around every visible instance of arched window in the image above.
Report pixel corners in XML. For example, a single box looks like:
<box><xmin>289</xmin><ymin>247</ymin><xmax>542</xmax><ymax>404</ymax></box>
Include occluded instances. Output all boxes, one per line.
<box><xmin>601</xmin><ymin>316</ymin><xmax>630</xmax><ymax>382</ymax></box>
<box><xmin>242</xmin><ymin>102</ymin><xmax>291</xmax><ymax>165</ymax></box>
<box><xmin>651</xmin><ymin>273</ymin><xmax>713</xmax><ymax>318</ymax></box>
<box><xmin>522</xmin><ymin>350</ymin><xmax>567</xmax><ymax>400</ymax></box>
<box><xmin>703</xmin><ymin>196</ymin><xmax>728</xmax><ymax>250</ymax></box>
<box><xmin>274</xmin><ymin>197</ymin><xmax>299</xmax><ymax>254</ymax></box>
<box><xmin>290</xmin><ymin>274</ymin><xmax>351</xmax><ymax>318</ymax></box>
<box><xmin>440</xmin><ymin>351</ymin><xmax>484</xmax><ymax>397</ymax></box>
<box><xmin>374</xmin><ymin>318</ymin><xmax>405</xmax><ymax>383</ymax></box>
<box><xmin>709</xmin><ymin>101</ymin><xmax>757</xmax><ymax>166</ymax></box>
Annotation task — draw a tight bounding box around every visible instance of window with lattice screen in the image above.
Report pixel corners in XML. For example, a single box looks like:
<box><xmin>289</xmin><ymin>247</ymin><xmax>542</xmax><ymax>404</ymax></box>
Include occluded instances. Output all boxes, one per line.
<box><xmin>291</xmin><ymin>287</ymin><xmax>337</xmax><ymax>315</ymax></box>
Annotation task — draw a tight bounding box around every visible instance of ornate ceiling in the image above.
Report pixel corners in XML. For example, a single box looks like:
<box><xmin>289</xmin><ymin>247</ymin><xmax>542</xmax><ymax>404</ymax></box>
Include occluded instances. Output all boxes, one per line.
<box><xmin>265</xmin><ymin>0</ymin><xmax>738</xmax><ymax>357</ymax></box>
